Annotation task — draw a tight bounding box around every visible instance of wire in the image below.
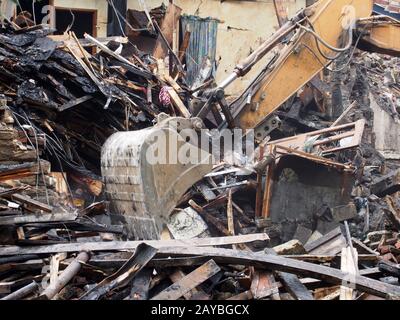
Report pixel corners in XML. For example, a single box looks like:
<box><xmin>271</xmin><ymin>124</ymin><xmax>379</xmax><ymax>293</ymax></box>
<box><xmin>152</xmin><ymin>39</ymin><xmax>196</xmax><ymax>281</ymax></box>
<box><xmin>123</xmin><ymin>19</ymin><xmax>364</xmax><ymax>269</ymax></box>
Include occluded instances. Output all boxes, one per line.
<box><xmin>10</xmin><ymin>110</ymin><xmax>79</xmax><ymax>201</ymax></box>
<box><xmin>108</xmin><ymin>0</ymin><xmax>127</xmax><ymax>37</ymax></box>
<box><xmin>65</xmin><ymin>9</ymin><xmax>75</xmax><ymax>34</ymax></box>
<box><xmin>297</xmin><ymin>20</ymin><xmax>353</xmax><ymax>53</ymax></box>
<box><xmin>21</xmin><ymin>109</ymin><xmax>50</xmax><ymax>204</ymax></box>
<box><xmin>31</xmin><ymin>0</ymin><xmax>36</xmax><ymax>25</ymax></box>
<box><xmin>10</xmin><ymin>110</ymin><xmax>50</xmax><ymax>203</ymax></box>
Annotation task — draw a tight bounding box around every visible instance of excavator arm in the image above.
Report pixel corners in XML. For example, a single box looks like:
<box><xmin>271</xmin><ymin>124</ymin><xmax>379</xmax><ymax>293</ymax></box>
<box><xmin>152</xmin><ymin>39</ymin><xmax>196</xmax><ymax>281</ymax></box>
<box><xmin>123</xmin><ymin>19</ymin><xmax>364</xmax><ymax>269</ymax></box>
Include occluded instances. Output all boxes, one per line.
<box><xmin>357</xmin><ymin>15</ymin><xmax>400</xmax><ymax>57</ymax></box>
<box><xmin>101</xmin><ymin>0</ymin><xmax>400</xmax><ymax>240</ymax></box>
<box><xmin>218</xmin><ymin>0</ymin><xmax>400</xmax><ymax>139</ymax></box>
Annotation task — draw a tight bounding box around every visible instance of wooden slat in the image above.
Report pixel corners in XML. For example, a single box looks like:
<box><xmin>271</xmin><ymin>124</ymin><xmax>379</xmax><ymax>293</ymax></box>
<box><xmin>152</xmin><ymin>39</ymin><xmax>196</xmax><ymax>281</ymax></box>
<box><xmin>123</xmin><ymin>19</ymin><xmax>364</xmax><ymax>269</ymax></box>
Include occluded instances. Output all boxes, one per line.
<box><xmin>151</xmin><ymin>260</ymin><xmax>220</xmax><ymax>300</ymax></box>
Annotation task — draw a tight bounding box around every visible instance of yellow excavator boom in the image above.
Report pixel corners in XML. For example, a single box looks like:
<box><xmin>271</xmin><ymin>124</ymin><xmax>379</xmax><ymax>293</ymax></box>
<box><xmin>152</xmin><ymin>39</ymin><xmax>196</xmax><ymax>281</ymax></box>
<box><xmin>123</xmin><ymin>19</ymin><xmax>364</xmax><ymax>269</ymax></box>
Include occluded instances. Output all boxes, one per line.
<box><xmin>235</xmin><ymin>0</ymin><xmax>373</xmax><ymax>133</ymax></box>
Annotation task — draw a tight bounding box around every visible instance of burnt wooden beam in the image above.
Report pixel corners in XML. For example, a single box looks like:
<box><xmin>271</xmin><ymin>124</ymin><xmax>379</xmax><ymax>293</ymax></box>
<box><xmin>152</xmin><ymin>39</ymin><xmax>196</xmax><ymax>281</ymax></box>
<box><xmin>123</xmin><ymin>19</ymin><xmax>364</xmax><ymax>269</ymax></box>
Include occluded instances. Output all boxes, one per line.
<box><xmin>10</xmin><ymin>193</ymin><xmax>53</xmax><ymax>213</ymax></box>
<box><xmin>265</xmin><ymin>247</ymin><xmax>314</xmax><ymax>300</ymax></box>
<box><xmin>370</xmin><ymin>169</ymin><xmax>400</xmax><ymax>197</ymax></box>
<box><xmin>58</xmin><ymin>95</ymin><xmax>93</xmax><ymax>112</ymax></box>
<box><xmin>130</xmin><ymin>268</ymin><xmax>153</xmax><ymax>300</ymax></box>
<box><xmin>0</xmin><ymin>211</ymin><xmax>77</xmax><ymax>226</ymax></box>
<box><xmin>81</xmin><ymin>243</ymin><xmax>157</xmax><ymax>300</ymax></box>
<box><xmin>151</xmin><ymin>260</ymin><xmax>220</xmax><ymax>300</ymax></box>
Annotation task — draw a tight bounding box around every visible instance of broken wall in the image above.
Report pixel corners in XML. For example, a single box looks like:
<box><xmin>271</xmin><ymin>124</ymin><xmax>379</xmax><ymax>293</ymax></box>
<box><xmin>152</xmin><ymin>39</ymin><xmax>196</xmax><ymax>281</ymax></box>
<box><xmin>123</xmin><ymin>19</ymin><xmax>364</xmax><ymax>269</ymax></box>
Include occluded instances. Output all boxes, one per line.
<box><xmin>127</xmin><ymin>0</ymin><xmax>306</xmax><ymax>96</ymax></box>
<box><xmin>371</xmin><ymin>94</ymin><xmax>400</xmax><ymax>160</ymax></box>
<box><xmin>0</xmin><ymin>0</ymin><xmax>16</xmax><ymax>20</ymax></box>
<box><xmin>269</xmin><ymin>156</ymin><xmax>355</xmax><ymax>242</ymax></box>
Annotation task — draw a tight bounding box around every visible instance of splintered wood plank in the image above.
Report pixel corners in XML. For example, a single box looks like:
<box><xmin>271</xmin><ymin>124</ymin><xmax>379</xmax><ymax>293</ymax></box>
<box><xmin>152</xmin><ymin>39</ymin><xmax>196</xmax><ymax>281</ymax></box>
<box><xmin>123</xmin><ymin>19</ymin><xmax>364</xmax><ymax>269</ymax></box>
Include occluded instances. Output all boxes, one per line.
<box><xmin>169</xmin><ymin>269</ymin><xmax>210</xmax><ymax>300</ymax></box>
<box><xmin>340</xmin><ymin>246</ymin><xmax>359</xmax><ymax>300</ymax></box>
<box><xmin>153</xmin><ymin>4</ymin><xmax>182</xmax><ymax>59</ymax></box>
<box><xmin>321</xmin><ymin>288</ymin><xmax>341</xmax><ymax>300</ymax></box>
<box><xmin>227</xmin><ymin>189</ymin><xmax>235</xmax><ymax>236</ymax></box>
<box><xmin>41</xmin><ymin>252</ymin><xmax>90</xmax><ymax>300</ymax></box>
<box><xmin>166</xmin><ymin>87</ymin><xmax>191</xmax><ymax>118</ymax></box>
<box><xmin>251</xmin><ymin>270</ymin><xmax>280</xmax><ymax>300</ymax></box>
<box><xmin>58</xmin><ymin>95</ymin><xmax>93</xmax><ymax>112</ymax></box>
<box><xmin>151</xmin><ymin>260</ymin><xmax>220</xmax><ymax>300</ymax></box>
<box><xmin>49</xmin><ymin>253</ymin><xmax>67</xmax><ymax>285</ymax></box>
<box><xmin>11</xmin><ymin>193</ymin><xmax>53</xmax><ymax>213</ymax></box>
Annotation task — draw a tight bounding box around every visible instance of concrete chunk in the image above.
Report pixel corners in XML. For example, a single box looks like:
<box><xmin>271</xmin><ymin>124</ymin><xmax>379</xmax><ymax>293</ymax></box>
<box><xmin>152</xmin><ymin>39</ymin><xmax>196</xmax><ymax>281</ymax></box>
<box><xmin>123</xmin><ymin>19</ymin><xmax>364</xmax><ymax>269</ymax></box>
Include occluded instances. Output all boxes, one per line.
<box><xmin>370</xmin><ymin>169</ymin><xmax>400</xmax><ymax>197</ymax></box>
<box><xmin>331</xmin><ymin>203</ymin><xmax>358</xmax><ymax>222</ymax></box>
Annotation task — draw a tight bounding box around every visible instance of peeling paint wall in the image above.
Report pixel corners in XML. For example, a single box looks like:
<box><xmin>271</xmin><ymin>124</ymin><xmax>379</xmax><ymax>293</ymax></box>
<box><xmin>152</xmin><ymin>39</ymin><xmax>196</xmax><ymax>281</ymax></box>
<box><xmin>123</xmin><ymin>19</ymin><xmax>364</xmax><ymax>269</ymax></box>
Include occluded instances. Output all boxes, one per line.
<box><xmin>50</xmin><ymin>0</ymin><xmax>306</xmax><ymax>95</ymax></box>
<box><xmin>128</xmin><ymin>0</ymin><xmax>306</xmax><ymax>96</ymax></box>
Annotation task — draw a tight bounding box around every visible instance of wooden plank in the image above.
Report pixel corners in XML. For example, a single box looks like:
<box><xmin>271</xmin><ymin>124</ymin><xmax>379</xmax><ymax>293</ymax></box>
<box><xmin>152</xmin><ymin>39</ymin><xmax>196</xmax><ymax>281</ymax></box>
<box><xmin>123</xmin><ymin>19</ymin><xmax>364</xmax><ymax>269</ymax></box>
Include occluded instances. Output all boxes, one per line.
<box><xmin>83</xmin><ymin>33</ymin><xmax>142</xmax><ymax>75</ymax></box>
<box><xmin>130</xmin><ymin>269</ymin><xmax>152</xmax><ymax>300</ymax></box>
<box><xmin>49</xmin><ymin>253</ymin><xmax>67</xmax><ymax>285</ymax></box>
<box><xmin>0</xmin><ymin>234</ymin><xmax>270</xmax><ymax>256</ymax></box>
<box><xmin>152</xmin><ymin>247</ymin><xmax>400</xmax><ymax>299</ymax></box>
<box><xmin>265</xmin><ymin>247</ymin><xmax>314</xmax><ymax>300</ymax></box>
<box><xmin>0</xmin><ymin>275</ymin><xmax>43</xmax><ymax>295</ymax></box>
<box><xmin>153</xmin><ymin>4</ymin><xmax>182</xmax><ymax>59</ymax></box>
<box><xmin>41</xmin><ymin>252</ymin><xmax>90</xmax><ymax>300</ymax></box>
<box><xmin>0</xmin><ymin>259</ymin><xmax>44</xmax><ymax>273</ymax></box>
<box><xmin>273</xmin><ymin>0</ymin><xmax>289</xmax><ymax>27</ymax></box>
<box><xmin>58</xmin><ymin>95</ymin><xmax>93</xmax><ymax>112</ymax></box>
<box><xmin>227</xmin><ymin>189</ymin><xmax>235</xmax><ymax>236</ymax></box>
<box><xmin>282</xmin><ymin>254</ymin><xmax>378</xmax><ymax>263</ymax></box>
<box><xmin>81</xmin><ymin>244</ymin><xmax>157</xmax><ymax>300</ymax></box>
<box><xmin>276</xmin><ymin>271</ymin><xmax>314</xmax><ymax>300</ymax></box>
<box><xmin>340</xmin><ymin>246</ymin><xmax>359</xmax><ymax>300</ymax></box>
<box><xmin>151</xmin><ymin>260</ymin><xmax>220</xmax><ymax>300</ymax></box>
<box><xmin>11</xmin><ymin>193</ymin><xmax>53</xmax><ymax>213</ymax></box>
<box><xmin>166</xmin><ymin>87</ymin><xmax>191</xmax><ymax>118</ymax></box>
<box><xmin>0</xmin><ymin>211</ymin><xmax>77</xmax><ymax>226</ymax></box>
<box><xmin>352</xmin><ymin>237</ymin><xmax>379</xmax><ymax>256</ymax></box>
<box><xmin>169</xmin><ymin>269</ymin><xmax>210</xmax><ymax>300</ymax></box>
<box><xmin>304</xmin><ymin>227</ymin><xmax>342</xmax><ymax>252</ymax></box>
<box><xmin>250</xmin><ymin>270</ymin><xmax>280</xmax><ymax>300</ymax></box>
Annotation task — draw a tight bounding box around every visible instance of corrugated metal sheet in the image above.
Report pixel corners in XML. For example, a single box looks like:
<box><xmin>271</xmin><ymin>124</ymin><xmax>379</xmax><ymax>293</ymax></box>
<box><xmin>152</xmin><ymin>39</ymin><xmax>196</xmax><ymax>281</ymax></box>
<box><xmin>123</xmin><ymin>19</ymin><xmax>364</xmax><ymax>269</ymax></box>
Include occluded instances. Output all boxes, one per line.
<box><xmin>181</xmin><ymin>15</ymin><xmax>219</xmax><ymax>87</ymax></box>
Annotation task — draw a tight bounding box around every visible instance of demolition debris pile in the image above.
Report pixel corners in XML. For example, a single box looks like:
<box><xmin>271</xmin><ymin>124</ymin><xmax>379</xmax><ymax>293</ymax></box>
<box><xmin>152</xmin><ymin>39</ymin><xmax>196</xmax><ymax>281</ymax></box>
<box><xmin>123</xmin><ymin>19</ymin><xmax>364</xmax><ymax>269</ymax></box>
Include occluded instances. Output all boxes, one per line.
<box><xmin>0</xmin><ymin>20</ymin><xmax>189</xmax><ymax>244</ymax></box>
<box><xmin>0</xmin><ymin>10</ymin><xmax>400</xmax><ymax>300</ymax></box>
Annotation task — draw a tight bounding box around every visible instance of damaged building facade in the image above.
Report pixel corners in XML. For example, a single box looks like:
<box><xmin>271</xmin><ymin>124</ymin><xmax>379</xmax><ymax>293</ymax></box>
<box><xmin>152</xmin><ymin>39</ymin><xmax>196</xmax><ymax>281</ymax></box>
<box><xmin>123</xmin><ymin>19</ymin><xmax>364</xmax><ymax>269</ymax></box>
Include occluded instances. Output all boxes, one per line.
<box><xmin>0</xmin><ymin>0</ymin><xmax>399</xmax><ymax>302</ymax></box>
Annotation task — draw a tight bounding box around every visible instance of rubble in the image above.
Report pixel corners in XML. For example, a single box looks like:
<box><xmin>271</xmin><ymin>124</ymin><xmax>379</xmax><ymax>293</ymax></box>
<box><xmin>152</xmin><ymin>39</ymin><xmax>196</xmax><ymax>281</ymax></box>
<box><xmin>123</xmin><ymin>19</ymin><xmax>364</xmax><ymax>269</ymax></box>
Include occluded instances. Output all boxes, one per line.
<box><xmin>0</xmin><ymin>3</ymin><xmax>399</xmax><ymax>302</ymax></box>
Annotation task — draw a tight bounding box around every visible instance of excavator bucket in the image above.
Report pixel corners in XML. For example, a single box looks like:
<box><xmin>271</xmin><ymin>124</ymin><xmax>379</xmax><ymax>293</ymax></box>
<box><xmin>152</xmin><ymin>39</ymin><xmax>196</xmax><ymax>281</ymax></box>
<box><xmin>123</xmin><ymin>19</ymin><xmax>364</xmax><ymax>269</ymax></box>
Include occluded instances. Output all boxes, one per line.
<box><xmin>101</xmin><ymin>114</ymin><xmax>213</xmax><ymax>240</ymax></box>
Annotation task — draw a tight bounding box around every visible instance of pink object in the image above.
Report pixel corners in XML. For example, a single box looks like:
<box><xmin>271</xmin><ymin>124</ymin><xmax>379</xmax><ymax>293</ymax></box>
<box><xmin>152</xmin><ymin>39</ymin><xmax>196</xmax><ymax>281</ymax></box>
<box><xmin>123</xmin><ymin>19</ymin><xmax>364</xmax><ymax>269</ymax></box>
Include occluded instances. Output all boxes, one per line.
<box><xmin>159</xmin><ymin>86</ymin><xmax>172</xmax><ymax>106</ymax></box>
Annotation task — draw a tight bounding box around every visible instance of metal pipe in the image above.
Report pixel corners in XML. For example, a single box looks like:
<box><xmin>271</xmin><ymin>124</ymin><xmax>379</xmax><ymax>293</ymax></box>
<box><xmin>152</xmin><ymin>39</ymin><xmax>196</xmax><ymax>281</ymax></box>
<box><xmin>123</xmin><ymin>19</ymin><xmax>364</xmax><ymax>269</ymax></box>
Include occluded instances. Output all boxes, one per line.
<box><xmin>41</xmin><ymin>251</ymin><xmax>90</xmax><ymax>300</ymax></box>
<box><xmin>1</xmin><ymin>281</ymin><xmax>39</xmax><ymax>300</ymax></box>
